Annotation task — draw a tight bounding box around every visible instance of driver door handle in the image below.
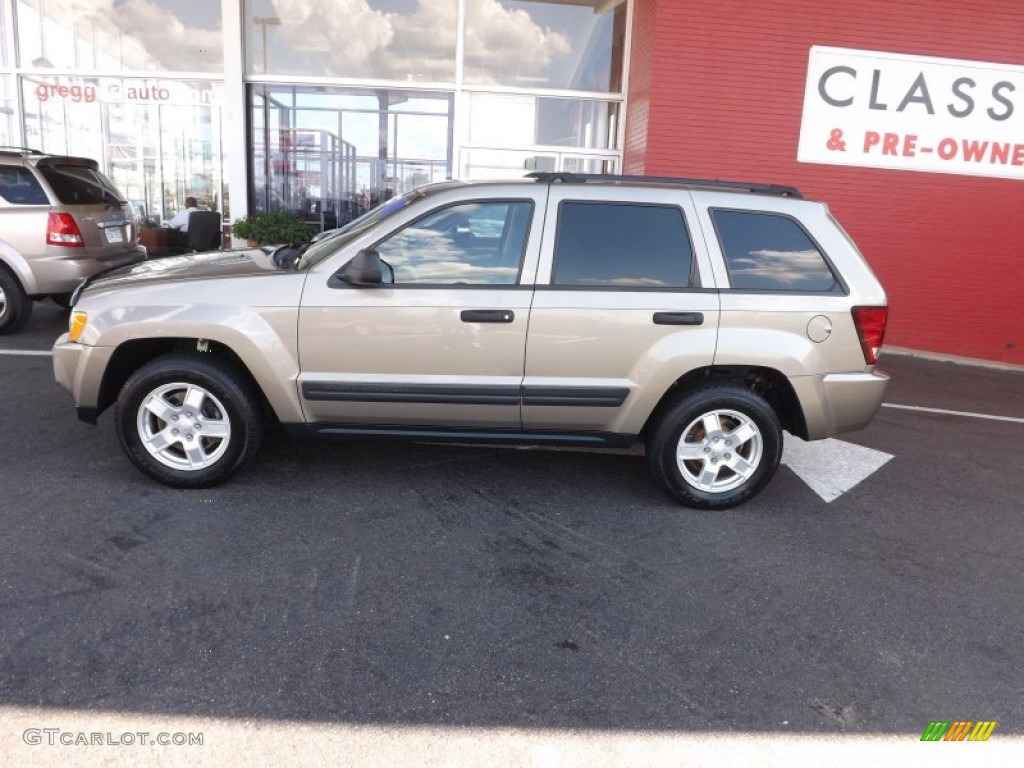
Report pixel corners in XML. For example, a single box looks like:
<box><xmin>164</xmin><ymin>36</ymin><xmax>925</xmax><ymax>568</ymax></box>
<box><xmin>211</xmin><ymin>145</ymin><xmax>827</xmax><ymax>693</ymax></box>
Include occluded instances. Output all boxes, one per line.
<box><xmin>461</xmin><ymin>309</ymin><xmax>515</xmax><ymax>323</ymax></box>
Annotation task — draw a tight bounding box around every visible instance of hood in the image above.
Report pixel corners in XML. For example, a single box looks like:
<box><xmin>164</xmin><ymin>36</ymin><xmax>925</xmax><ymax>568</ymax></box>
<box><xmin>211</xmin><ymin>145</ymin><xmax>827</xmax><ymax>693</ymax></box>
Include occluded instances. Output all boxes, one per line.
<box><xmin>88</xmin><ymin>247</ymin><xmax>285</xmax><ymax>292</ymax></box>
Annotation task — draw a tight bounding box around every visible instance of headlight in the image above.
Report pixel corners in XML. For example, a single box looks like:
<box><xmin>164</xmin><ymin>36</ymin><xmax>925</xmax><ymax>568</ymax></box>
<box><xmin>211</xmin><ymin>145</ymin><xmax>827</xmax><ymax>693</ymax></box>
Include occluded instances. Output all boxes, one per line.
<box><xmin>68</xmin><ymin>311</ymin><xmax>88</xmax><ymax>342</ymax></box>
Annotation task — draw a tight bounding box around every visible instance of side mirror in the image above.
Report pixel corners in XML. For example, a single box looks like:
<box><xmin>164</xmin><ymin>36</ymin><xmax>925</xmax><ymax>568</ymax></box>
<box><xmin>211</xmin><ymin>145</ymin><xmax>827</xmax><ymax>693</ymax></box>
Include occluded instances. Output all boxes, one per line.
<box><xmin>271</xmin><ymin>243</ymin><xmax>301</xmax><ymax>269</ymax></box>
<box><xmin>338</xmin><ymin>248</ymin><xmax>382</xmax><ymax>286</ymax></box>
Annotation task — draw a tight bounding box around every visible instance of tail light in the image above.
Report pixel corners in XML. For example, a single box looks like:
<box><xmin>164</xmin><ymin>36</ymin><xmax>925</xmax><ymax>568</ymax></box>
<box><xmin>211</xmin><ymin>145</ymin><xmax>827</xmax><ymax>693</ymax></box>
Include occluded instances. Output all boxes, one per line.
<box><xmin>47</xmin><ymin>212</ymin><xmax>84</xmax><ymax>247</ymax></box>
<box><xmin>852</xmin><ymin>306</ymin><xmax>888</xmax><ymax>365</ymax></box>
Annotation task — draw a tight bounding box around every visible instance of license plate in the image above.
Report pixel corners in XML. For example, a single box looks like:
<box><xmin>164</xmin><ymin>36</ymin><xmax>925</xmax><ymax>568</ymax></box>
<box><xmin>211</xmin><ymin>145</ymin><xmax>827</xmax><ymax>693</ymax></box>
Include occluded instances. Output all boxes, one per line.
<box><xmin>105</xmin><ymin>227</ymin><xmax>124</xmax><ymax>244</ymax></box>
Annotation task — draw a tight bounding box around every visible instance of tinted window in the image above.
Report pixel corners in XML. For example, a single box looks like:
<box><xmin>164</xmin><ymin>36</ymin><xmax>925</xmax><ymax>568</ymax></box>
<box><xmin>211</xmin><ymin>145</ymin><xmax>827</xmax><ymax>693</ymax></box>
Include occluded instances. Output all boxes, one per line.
<box><xmin>712</xmin><ymin>210</ymin><xmax>837</xmax><ymax>291</ymax></box>
<box><xmin>37</xmin><ymin>163</ymin><xmax>126</xmax><ymax>205</ymax></box>
<box><xmin>374</xmin><ymin>201</ymin><xmax>532</xmax><ymax>285</ymax></box>
<box><xmin>552</xmin><ymin>202</ymin><xmax>693</xmax><ymax>288</ymax></box>
<box><xmin>0</xmin><ymin>166</ymin><xmax>48</xmax><ymax>205</ymax></box>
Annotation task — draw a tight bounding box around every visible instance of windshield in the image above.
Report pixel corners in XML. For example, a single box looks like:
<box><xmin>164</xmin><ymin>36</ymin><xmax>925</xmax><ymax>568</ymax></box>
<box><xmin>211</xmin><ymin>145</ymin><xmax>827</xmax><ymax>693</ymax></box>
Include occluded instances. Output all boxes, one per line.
<box><xmin>298</xmin><ymin>190</ymin><xmax>424</xmax><ymax>269</ymax></box>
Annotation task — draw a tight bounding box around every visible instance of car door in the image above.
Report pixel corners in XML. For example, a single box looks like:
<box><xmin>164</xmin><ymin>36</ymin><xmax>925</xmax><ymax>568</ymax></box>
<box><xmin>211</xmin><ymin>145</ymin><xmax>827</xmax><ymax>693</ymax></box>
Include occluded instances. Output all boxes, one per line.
<box><xmin>522</xmin><ymin>185</ymin><xmax>720</xmax><ymax>436</ymax></box>
<box><xmin>297</xmin><ymin>186</ymin><xmax>545</xmax><ymax>430</ymax></box>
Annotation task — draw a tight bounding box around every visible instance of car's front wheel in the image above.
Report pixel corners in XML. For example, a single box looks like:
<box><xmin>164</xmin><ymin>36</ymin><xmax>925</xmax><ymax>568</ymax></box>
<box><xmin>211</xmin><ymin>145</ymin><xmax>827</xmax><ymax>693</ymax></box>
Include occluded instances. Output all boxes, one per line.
<box><xmin>646</xmin><ymin>385</ymin><xmax>782</xmax><ymax>509</ymax></box>
<box><xmin>115</xmin><ymin>355</ymin><xmax>263</xmax><ymax>488</ymax></box>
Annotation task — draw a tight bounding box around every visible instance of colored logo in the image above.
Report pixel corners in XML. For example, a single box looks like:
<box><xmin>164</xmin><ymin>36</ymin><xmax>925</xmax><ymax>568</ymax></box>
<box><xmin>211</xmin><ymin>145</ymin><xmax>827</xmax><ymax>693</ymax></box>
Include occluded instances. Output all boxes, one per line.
<box><xmin>921</xmin><ymin>721</ymin><xmax>997</xmax><ymax>742</ymax></box>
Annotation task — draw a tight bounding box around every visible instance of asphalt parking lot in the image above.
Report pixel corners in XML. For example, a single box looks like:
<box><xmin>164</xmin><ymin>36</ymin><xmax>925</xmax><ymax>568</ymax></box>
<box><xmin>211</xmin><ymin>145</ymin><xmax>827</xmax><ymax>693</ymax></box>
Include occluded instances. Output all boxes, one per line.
<box><xmin>1</xmin><ymin>301</ymin><xmax>1022</xmax><ymax>765</ymax></box>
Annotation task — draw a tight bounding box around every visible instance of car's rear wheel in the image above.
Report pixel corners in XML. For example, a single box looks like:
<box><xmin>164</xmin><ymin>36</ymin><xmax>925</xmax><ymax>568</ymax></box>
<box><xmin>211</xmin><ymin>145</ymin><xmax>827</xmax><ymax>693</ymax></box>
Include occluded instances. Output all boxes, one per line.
<box><xmin>646</xmin><ymin>385</ymin><xmax>782</xmax><ymax>509</ymax></box>
<box><xmin>0</xmin><ymin>269</ymin><xmax>33</xmax><ymax>334</ymax></box>
<box><xmin>115</xmin><ymin>354</ymin><xmax>263</xmax><ymax>488</ymax></box>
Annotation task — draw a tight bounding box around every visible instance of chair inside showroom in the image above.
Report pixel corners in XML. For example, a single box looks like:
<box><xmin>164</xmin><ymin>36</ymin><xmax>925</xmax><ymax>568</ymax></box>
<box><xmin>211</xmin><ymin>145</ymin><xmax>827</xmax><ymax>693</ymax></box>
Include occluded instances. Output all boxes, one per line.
<box><xmin>187</xmin><ymin>211</ymin><xmax>222</xmax><ymax>252</ymax></box>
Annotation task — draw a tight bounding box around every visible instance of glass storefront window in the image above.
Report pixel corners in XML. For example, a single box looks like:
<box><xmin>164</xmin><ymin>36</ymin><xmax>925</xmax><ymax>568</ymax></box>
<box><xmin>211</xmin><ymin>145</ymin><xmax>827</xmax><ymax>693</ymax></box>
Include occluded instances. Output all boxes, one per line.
<box><xmin>468</xmin><ymin>93</ymin><xmax>618</xmax><ymax>150</ymax></box>
<box><xmin>250</xmin><ymin>84</ymin><xmax>452</xmax><ymax>231</ymax></box>
<box><xmin>22</xmin><ymin>76</ymin><xmax>102</xmax><ymax>158</ymax></box>
<box><xmin>15</xmin><ymin>0</ymin><xmax>223</xmax><ymax>72</ymax></box>
<box><xmin>461</xmin><ymin>148</ymin><xmax>615</xmax><ymax>180</ymax></box>
<box><xmin>22</xmin><ymin>77</ymin><xmax>224</xmax><ymax>223</ymax></box>
<box><xmin>7</xmin><ymin>0</ymin><xmax>630</xmax><ymax>243</ymax></box>
<box><xmin>0</xmin><ymin>0</ymin><xmax>8</xmax><ymax>67</ymax></box>
<box><xmin>0</xmin><ymin>77</ymin><xmax>14</xmax><ymax>145</ymax></box>
<box><xmin>464</xmin><ymin>0</ymin><xmax>625</xmax><ymax>92</ymax></box>
<box><xmin>245</xmin><ymin>0</ymin><xmax>457</xmax><ymax>82</ymax></box>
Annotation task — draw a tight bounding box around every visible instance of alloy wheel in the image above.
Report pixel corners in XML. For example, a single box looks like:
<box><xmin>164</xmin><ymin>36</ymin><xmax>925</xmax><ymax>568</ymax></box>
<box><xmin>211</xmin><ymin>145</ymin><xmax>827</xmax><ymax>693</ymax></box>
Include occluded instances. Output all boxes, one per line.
<box><xmin>136</xmin><ymin>382</ymin><xmax>232</xmax><ymax>471</ymax></box>
<box><xmin>675</xmin><ymin>408</ymin><xmax>764</xmax><ymax>493</ymax></box>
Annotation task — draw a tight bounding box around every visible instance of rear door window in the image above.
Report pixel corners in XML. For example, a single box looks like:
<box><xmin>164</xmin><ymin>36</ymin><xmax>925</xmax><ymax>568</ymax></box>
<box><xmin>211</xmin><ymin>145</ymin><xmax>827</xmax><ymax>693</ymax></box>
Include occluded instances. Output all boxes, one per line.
<box><xmin>552</xmin><ymin>202</ymin><xmax>694</xmax><ymax>288</ymax></box>
<box><xmin>0</xmin><ymin>165</ymin><xmax>49</xmax><ymax>205</ymax></box>
<box><xmin>711</xmin><ymin>209</ymin><xmax>838</xmax><ymax>291</ymax></box>
<box><xmin>37</xmin><ymin>163</ymin><xmax>126</xmax><ymax>205</ymax></box>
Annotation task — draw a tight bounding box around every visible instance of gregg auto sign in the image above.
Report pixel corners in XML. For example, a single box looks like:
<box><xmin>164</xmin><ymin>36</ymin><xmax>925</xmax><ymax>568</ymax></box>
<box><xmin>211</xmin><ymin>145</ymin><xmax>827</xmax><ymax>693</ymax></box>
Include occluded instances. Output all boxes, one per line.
<box><xmin>798</xmin><ymin>46</ymin><xmax>1024</xmax><ymax>179</ymax></box>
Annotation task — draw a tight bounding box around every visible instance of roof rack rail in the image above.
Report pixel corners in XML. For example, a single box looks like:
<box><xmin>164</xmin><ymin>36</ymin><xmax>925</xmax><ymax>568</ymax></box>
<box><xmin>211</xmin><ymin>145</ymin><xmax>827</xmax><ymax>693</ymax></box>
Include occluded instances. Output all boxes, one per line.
<box><xmin>0</xmin><ymin>146</ymin><xmax>45</xmax><ymax>156</ymax></box>
<box><xmin>525</xmin><ymin>171</ymin><xmax>802</xmax><ymax>198</ymax></box>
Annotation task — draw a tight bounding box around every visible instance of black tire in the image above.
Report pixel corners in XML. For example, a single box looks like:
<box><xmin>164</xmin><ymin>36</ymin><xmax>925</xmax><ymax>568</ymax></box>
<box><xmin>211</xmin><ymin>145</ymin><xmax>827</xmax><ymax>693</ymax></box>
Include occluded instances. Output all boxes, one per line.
<box><xmin>646</xmin><ymin>385</ymin><xmax>782</xmax><ymax>510</ymax></box>
<box><xmin>0</xmin><ymin>269</ymin><xmax>33</xmax><ymax>334</ymax></box>
<box><xmin>115</xmin><ymin>354</ymin><xmax>264</xmax><ymax>488</ymax></box>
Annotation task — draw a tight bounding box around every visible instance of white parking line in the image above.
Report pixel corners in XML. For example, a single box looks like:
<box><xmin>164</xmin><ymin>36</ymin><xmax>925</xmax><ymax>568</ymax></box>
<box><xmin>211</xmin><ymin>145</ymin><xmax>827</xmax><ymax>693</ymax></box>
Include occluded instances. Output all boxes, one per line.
<box><xmin>0</xmin><ymin>349</ymin><xmax>52</xmax><ymax>357</ymax></box>
<box><xmin>882</xmin><ymin>402</ymin><xmax>1024</xmax><ymax>424</ymax></box>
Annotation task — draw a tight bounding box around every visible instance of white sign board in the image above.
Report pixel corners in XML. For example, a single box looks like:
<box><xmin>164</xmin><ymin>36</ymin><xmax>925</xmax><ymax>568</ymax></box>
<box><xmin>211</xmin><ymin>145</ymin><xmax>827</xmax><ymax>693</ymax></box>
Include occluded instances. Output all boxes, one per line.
<box><xmin>798</xmin><ymin>46</ymin><xmax>1024</xmax><ymax>179</ymax></box>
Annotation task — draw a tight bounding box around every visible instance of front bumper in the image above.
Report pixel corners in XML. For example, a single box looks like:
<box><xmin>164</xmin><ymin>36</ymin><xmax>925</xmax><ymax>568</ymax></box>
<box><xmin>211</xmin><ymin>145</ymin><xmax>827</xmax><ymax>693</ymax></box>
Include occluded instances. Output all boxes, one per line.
<box><xmin>52</xmin><ymin>333</ymin><xmax>115</xmax><ymax>424</ymax></box>
<box><xmin>792</xmin><ymin>370</ymin><xmax>890</xmax><ymax>440</ymax></box>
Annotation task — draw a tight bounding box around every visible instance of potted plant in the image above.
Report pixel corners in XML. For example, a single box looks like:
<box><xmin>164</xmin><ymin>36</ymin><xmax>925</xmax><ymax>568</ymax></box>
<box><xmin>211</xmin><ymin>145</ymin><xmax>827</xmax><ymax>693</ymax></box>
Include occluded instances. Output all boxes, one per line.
<box><xmin>231</xmin><ymin>209</ymin><xmax>314</xmax><ymax>246</ymax></box>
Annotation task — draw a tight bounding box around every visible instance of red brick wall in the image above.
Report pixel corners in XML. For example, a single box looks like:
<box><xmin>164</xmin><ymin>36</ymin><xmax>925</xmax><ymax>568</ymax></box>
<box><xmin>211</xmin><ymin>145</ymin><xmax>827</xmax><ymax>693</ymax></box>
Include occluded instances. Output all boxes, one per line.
<box><xmin>621</xmin><ymin>0</ymin><xmax>657</xmax><ymax>174</ymax></box>
<box><xmin>624</xmin><ymin>0</ymin><xmax>1024</xmax><ymax>365</ymax></box>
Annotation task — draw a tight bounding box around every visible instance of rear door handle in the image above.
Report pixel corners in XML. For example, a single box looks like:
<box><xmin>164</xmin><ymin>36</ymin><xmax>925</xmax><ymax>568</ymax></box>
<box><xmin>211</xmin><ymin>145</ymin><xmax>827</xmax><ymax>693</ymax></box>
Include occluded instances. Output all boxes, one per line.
<box><xmin>653</xmin><ymin>312</ymin><xmax>704</xmax><ymax>326</ymax></box>
<box><xmin>461</xmin><ymin>309</ymin><xmax>515</xmax><ymax>323</ymax></box>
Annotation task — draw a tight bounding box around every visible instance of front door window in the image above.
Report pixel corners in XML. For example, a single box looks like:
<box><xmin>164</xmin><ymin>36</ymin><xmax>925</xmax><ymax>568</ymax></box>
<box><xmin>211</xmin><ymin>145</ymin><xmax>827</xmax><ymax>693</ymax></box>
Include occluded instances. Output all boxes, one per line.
<box><xmin>374</xmin><ymin>201</ymin><xmax>533</xmax><ymax>285</ymax></box>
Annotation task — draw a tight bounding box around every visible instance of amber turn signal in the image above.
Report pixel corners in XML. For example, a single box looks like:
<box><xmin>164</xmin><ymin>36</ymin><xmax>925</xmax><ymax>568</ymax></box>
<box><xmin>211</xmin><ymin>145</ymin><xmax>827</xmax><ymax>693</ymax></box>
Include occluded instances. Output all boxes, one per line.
<box><xmin>68</xmin><ymin>311</ymin><xmax>88</xmax><ymax>342</ymax></box>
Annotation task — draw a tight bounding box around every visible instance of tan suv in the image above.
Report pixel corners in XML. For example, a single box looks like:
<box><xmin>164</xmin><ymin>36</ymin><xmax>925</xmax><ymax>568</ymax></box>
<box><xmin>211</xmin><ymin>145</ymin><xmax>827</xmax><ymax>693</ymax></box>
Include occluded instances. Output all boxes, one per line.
<box><xmin>0</xmin><ymin>148</ymin><xmax>145</xmax><ymax>333</ymax></box>
<box><xmin>52</xmin><ymin>173</ymin><xmax>889</xmax><ymax>508</ymax></box>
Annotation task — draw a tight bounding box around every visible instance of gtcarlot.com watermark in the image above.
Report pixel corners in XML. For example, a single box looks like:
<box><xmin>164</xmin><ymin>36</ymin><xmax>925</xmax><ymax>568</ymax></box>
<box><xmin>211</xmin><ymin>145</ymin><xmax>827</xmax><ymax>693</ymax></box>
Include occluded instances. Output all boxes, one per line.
<box><xmin>23</xmin><ymin>728</ymin><xmax>203</xmax><ymax>747</ymax></box>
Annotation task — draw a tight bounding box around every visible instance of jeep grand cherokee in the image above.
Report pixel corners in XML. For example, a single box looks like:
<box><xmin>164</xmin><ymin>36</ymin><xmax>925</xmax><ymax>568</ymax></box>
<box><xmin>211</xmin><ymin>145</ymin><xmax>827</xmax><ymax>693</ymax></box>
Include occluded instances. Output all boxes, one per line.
<box><xmin>52</xmin><ymin>173</ymin><xmax>888</xmax><ymax>509</ymax></box>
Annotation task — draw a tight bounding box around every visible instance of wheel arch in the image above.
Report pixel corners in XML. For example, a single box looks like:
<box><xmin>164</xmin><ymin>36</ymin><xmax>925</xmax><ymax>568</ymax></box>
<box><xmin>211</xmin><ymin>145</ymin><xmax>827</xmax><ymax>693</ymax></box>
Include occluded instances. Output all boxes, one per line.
<box><xmin>0</xmin><ymin>242</ymin><xmax>39</xmax><ymax>295</ymax></box>
<box><xmin>95</xmin><ymin>338</ymin><xmax>279</xmax><ymax>424</ymax></box>
<box><xmin>641</xmin><ymin>365</ymin><xmax>808</xmax><ymax>441</ymax></box>
<box><xmin>0</xmin><ymin>258</ymin><xmax>34</xmax><ymax>333</ymax></box>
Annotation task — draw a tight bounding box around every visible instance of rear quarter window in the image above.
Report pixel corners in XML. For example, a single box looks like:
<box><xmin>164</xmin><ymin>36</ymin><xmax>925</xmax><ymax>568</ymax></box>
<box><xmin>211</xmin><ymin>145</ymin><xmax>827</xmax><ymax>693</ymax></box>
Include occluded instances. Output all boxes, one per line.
<box><xmin>0</xmin><ymin>166</ymin><xmax>49</xmax><ymax>205</ymax></box>
<box><xmin>37</xmin><ymin>163</ymin><xmax>125</xmax><ymax>205</ymax></box>
<box><xmin>711</xmin><ymin>209</ymin><xmax>838</xmax><ymax>292</ymax></box>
